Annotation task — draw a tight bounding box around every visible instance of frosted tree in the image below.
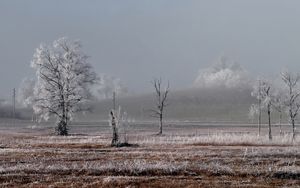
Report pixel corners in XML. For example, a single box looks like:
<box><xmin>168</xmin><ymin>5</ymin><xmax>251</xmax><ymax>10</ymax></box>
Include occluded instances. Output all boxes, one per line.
<box><xmin>251</xmin><ymin>78</ymin><xmax>263</xmax><ymax>136</ymax></box>
<box><xmin>151</xmin><ymin>78</ymin><xmax>170</xmax><ymax>135</ymax></box>
<box><xmin>281</xmin><ymin>71</ymin><xmax>300</xmax><ymax>140</ymax></box>
<box><xmin>31</xmin><ymin>37</ymin><xmax>97</xmax><ymax>136</ymax></box>
<box><xmin>194</xmin><ymin>55</ymin><xmax>250</xmax><ymax>89</ymax></box>
<box><xmin>260</xmin><ymin>80</ymin><xmax>273</xmax><ymax>140</ymax></box>
<box><xmin>252</xmin><ymin>78</ymin><xmax>275</xmax><ymax>140</ymax></box>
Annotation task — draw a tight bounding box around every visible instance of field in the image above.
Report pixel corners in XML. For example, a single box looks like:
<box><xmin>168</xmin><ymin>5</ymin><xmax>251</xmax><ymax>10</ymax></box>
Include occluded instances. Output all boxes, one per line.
<box><xmin>0</xmin><ymin>120</ymin><xmax>299</xmax><ymax>187</ymax></box>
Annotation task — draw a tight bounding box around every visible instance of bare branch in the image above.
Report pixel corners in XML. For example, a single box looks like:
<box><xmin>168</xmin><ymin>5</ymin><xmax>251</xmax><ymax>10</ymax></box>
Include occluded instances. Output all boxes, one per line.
<box><xmin>151</xmin><ymin>78</ymin><xmax>170</xmax><ymax>134</ymax></box>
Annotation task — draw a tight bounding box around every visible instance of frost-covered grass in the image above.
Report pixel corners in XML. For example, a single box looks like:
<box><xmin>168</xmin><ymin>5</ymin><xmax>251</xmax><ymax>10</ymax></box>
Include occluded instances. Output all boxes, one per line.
<box><xmin>132</xmin><ymin>133</ymin><xmax>300</xmax><ymax>146</ymax></box>
<box><xmin>1</xmin><ymin>157</ymin><xmax>298</xmax><ymax>179</ymax></box>
<box><xmin>0</xmin><ymin>126</ymin><xmax>300</xmax><ymax>187</ymax></box>
<box><xmin>0</xmin><ymin>160</ymin><xmax>190</xmax><ymax>176</ymax></box>
<box><xmin>31</xmin><ymin>135</ymin><xmax>108</xmax><ymax>144</ymax></box>
<box><xmin>10</xmin><ymin>132</ymin><xmax>298</xmax><ymax>147</ymax></box>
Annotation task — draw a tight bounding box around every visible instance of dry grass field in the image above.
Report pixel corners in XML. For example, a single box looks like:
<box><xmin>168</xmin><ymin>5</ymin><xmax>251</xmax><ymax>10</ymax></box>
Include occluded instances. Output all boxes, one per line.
<box><xmin>0</xmin><ymin>121</ymin><xmax>299</xmax><ymax>187</ymax></box>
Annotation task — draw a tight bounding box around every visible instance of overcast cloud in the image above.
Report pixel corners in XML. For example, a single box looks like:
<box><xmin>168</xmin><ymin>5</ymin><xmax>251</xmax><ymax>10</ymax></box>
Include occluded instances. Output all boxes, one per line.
<box><xmin>1</xmin><ymin>0</ymin><xmax>300</xmax><ymax>98</ymax></box>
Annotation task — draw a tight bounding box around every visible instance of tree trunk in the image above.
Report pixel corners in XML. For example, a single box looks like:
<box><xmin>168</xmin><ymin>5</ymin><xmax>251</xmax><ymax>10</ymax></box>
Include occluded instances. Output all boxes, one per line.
<box><xmin>57</xmin><ymin>119</ymin><xmax>68</xmax><ymax>136</ymax></box>
<box><xmin>158</xmin><ymin>113</ymin><xmax>163</xmax><ymax>135</ymax></box>
<box><xmin>112</xmin><ymin>125</ymin><xmax>118</xmax><ymax>146</ymax></box>
<box><xmin>292</xmin><ymin>118</ymin><xmax>295</xmax><ymax>141</ymax></box>
<box><xmin>268</xmin><ymin>106</ymin><xmax>272</xmax><ymax>140</ymax></box>
<box><xmin>57</xmin><ymin>94</ymin><xmax>68</xmax><ymax>136</ymax></box>
<box><xmin>110</xmin><ymin>111</ymin><xmax>118</xmax><ymax>146</ymax></box>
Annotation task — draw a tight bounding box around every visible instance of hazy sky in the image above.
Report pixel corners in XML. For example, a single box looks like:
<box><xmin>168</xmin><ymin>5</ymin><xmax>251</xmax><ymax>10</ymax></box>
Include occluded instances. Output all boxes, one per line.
<box><xmin>1</xmin><ymin>0</ymin><xmax>300</xmax><ymax>98</ymax></box>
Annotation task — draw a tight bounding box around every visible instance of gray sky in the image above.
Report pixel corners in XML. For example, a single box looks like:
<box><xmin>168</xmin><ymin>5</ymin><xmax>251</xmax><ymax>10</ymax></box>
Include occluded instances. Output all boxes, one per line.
<box><xmin>1</xmin><ymin>0</ymin><xmax>300</xmax><ymax>98</ymax></box>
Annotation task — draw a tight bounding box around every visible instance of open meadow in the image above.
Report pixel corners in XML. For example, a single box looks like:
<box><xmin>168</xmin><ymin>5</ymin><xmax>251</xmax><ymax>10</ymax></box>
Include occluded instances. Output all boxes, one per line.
<box><xmin>2</xmin><ymin>1</ymin><xmax>300</xmax><ymax>187</ymax></box>
<box><xmin>0</xmin><ymin>120</ymin><xmax>299</xmax><ymax>188</ymax></box>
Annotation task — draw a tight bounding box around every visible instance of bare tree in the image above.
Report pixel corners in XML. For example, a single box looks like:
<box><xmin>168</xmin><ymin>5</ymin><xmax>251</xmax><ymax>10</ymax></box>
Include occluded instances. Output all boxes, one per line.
<box><xmin>31</xmin><ymin>37</ymin><xmax>97</xmax><ymax>135</ymax></box>
<box><xmin>110</xmin><ymin>110</ymin><xmax>119</xmax><ymax>146</ymax></box>
<box><xmin>251</xmin><ymin>78</ymin><xmax>276</xmax><ymax>140</ymax></box>
<box><xmin>151</xmin><ymin>78</ymin><xmax>170</xmax><ymax>135</ymax></box>
<box><xmin>281</xmin><ymin>71</ymin><xmax>300</xmax><ymax>140</ymax></box>
<box><xmin>109</xmin><ymin>106</ymin><xmax>130</xmax><ymax>146</ymax></box>
<box><xmin>260</xmin><ymin>80</ymin><xmax>273</xmax><ymax>140</ymax></box>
